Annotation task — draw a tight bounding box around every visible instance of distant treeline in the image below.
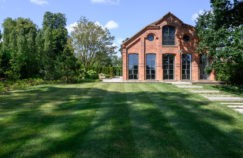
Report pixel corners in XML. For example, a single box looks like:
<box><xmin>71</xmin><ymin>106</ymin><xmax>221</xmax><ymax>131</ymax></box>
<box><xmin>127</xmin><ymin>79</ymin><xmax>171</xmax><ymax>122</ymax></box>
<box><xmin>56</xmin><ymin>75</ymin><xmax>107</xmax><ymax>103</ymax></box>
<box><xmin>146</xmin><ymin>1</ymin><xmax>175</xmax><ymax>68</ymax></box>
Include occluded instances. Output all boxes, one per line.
<box><xmin>0</xmin><ymin>12</ymin><xmax>121</xmax><ymax>82</ymax></box>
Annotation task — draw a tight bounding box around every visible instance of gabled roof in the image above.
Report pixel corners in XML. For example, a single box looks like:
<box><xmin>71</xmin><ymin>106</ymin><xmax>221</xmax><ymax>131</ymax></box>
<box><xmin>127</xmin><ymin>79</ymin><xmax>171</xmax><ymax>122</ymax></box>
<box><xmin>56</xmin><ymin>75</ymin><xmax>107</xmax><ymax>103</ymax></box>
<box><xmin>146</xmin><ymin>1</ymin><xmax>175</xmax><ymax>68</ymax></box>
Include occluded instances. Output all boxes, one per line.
<box><xmin>122</xmin><ymin>12</ymin><xmax>194</xmax><ymax>47</ymax></box>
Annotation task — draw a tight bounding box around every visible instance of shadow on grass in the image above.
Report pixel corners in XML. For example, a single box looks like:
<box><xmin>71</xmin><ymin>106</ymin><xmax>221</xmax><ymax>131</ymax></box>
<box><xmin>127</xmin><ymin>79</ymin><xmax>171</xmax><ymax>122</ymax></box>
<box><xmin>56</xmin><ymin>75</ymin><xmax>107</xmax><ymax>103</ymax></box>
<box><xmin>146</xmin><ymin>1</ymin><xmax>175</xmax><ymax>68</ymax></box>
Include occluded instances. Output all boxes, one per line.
<box><xmin>0</xmin><ymin>83</ymin><xmax>242</xmax><ymax>158</ymax></box>
<box><xmin>211</xmin><ymin>85</ymin><xmax>243</xmax><ymax>97</ymax></box>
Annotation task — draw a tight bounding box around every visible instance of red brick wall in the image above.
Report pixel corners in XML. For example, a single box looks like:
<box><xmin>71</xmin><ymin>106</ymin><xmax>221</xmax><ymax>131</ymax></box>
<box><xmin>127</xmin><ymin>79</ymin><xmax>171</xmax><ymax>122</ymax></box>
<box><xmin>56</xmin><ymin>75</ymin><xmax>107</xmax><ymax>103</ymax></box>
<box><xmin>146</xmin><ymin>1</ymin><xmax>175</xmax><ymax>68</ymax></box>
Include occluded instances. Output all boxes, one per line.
<box><xmin>122</xmin><ymin>13</ymin><xmax>215</xmax><ymax>81</ymax></box>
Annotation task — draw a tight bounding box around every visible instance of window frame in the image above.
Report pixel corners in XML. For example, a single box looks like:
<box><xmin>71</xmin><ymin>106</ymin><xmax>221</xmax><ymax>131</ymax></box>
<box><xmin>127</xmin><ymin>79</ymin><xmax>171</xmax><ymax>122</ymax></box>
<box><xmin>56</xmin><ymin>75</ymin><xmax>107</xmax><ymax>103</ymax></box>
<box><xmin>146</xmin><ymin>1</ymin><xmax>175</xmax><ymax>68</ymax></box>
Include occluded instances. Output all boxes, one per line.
<box><xmin>163</xmin><ymin>54</ymin><xmax>175</xmax><ymax>80</ymax></box>
<box><xmin>162</xmin><ymin>25</ymin><xmax>176</xmax><ymax>46</ymax></box>
<box><xmin>146</xmin><ymin>53</ymin><xmax>156</xmax><ymax>80</ymax></box>
<box><xmin>128</xmin><ymin>54</ymin><xmax>139</xmax><ymax>80</ymax></box>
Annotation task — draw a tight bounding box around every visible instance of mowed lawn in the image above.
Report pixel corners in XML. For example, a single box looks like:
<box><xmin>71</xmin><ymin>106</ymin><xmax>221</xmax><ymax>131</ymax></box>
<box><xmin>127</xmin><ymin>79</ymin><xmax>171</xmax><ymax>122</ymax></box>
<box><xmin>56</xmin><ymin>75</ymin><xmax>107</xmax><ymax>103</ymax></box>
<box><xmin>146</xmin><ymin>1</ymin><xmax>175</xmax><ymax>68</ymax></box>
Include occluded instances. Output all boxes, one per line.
<box><xmin>0</xmin><ymin>83</ymin><xmax>243</xmax><ymax>158</ymax></box>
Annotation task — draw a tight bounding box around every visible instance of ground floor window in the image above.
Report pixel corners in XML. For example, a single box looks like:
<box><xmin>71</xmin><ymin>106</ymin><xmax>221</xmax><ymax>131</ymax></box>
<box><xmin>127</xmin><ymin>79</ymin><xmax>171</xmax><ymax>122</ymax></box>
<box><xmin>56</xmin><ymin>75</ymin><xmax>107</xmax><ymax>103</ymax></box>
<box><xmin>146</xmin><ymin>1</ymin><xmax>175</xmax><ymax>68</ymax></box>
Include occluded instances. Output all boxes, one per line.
<box><xmin>200</xmin><ymin>54</ymin><xmax>209</xmax><ymax>79</ymax></box>
<box><xmin>128</xmin><ymin>54</ymin><xmax>138</xmax><ymax>79</ymax></box>
<box><xmin>146</xmin><ymin>54</ymin><xmax>156</xmax><ymax>79</ymax></box>
<box><xmin>163</xmin><ymin>54</ymin><xmax>174</xmax><ymax>80</ymax></box>
<box><xmin>182</xmin><ymin>54</ymin><xmax>191</xmax><ymax>80</ymax></box>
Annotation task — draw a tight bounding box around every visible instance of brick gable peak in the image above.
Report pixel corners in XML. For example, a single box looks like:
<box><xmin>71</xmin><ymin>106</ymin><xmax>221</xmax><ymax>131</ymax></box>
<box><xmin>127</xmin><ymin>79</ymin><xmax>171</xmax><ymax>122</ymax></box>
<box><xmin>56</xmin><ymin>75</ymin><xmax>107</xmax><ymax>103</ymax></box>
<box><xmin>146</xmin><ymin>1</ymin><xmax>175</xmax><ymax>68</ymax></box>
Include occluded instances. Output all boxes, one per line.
<box><xmin>122</xmin><ymin>12</ymin><xmax>194</xmax><ymax>47</ymax></box>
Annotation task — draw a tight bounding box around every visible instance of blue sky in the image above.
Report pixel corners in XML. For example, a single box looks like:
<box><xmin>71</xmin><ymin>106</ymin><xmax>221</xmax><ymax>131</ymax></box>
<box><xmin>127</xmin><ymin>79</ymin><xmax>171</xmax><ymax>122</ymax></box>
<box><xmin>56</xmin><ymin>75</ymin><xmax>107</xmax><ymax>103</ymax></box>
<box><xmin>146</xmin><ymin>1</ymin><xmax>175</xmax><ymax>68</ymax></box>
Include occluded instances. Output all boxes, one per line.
<box><xmin>0</xmin><ymin>0</ymin><xmax>211</xmax><ymax>51</ymax></box>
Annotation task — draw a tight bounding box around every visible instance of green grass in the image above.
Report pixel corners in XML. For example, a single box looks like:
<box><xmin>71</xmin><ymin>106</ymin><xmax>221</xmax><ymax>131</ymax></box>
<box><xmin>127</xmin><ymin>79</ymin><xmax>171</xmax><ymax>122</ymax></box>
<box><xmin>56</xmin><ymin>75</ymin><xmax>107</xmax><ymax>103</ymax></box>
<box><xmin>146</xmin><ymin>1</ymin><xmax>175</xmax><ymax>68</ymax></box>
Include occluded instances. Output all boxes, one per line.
<box><xmin>201</xmin><ymin>84</ymin><xmax>243</xmax><ymax>97</ymax></box>
<box><xmin>0</xmin><ymin>83</ymin><xmax>243</xmax><ymax>158</ymax></box>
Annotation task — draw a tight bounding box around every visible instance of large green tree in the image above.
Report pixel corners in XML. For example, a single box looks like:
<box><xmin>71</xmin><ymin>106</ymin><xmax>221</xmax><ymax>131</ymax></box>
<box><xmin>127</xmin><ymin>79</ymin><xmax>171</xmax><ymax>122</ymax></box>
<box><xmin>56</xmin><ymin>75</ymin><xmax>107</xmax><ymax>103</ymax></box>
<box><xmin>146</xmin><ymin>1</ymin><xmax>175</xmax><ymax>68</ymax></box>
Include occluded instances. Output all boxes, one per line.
<box><xmin>56</xmin><ymin>37</ymin><xmax>80</xmax><ymax>82</ymax></box>
<box><xmin>196</xmin><ymin>0</ymin><xmax>243</xmax><ymax>84</ymax></box>
<box><xmin>41</xmin><ymin>11</ymin><xmax>69</xmax><ymax>80</ymax></box>
<box><xmin>71</xmin><ymin>17</ymin><xmax>116</xmax><ymax>70</ymax></box>
<box><xmin>0</xmin><ymin>18</ymin><xmax>38</xmax><ymax>79</ymax></box>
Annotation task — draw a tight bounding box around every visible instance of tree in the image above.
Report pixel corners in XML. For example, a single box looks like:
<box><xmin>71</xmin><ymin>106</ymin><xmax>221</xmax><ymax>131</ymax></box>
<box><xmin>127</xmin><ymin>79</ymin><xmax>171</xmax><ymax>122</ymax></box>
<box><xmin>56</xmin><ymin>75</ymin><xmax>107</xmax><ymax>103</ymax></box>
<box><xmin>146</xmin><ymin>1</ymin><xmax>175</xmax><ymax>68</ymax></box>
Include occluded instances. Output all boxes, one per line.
<box><xmin>71</xmin><ymin>17</ymin><xmax>116</xmax><ymax>71</ymax></box>
<box><xmin>196</xmin><ymin>0</ymin><xmax>243</xmax><ymax>84</ymax></box>
<box><xmin>42</xmin><ymin>12</ymin><xmax>68</xmax><ymax>80</ymax></box>
<box><xmin>111</xmin><ymin>55</ymin><xmax>122</xmax><ymax>67</ymax></box>
<box><xmin>56</xmin><ymin>37</ymin><xmax>80</xmax><ymax>82</ymax></box>
<box><xmin>0</xmin><ymin>18</ymin><xmax>38</xmax><ymax>79</ymax></box>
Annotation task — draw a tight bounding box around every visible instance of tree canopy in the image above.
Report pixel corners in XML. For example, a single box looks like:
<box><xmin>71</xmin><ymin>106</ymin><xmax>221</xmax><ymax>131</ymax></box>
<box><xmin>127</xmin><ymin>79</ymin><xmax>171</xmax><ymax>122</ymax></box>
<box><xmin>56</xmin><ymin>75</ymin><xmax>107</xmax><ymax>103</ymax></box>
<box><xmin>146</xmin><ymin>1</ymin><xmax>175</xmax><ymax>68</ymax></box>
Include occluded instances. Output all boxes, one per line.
<box><xmin>0</xmin><ymin>12</ymin><xmax>119</xmax><ymax>82</ymax></box>
<box><xmin>196</xmin><ymin>0</ymin><xmax>243</xmax><ymax>84</ymax></box>
<box><xmin>0</xmin><ymin>18</ymin><xmax>38</xmax><ymax>79</ymax></box>
<box><xmin>71</xmin><ymin>17</ymin><xmax>116</xmax><ymax>70</ymax></box>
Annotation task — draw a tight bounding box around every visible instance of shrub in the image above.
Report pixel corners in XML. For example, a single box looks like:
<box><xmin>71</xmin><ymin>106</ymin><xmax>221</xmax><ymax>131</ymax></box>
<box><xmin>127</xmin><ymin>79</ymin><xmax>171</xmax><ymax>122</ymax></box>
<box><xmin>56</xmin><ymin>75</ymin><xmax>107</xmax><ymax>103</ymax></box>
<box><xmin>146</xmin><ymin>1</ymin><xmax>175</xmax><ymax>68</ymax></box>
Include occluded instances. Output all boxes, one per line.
<box><xmin>85</xmin><ymin>70</ymin><xmax>98</xmax><ymax>79</ymax></box>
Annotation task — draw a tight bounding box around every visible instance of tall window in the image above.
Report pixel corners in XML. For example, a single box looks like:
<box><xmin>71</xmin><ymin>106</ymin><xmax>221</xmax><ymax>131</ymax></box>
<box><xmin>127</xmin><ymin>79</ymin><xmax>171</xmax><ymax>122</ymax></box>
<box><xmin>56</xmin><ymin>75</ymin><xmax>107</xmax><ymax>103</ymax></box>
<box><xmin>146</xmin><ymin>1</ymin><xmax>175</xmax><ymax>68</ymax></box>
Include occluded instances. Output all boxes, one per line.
<box><xmin>146</xmin><ymin>54</ymin><xmax>156</xmax><ymax>79</ymax></box>
<box><xmin>162</xmin><ymin>26</ymin><xmax>175</xmax><ymax>45</ymax></box>
<box><xmin>163</xmin><ymin>54</ymin><xmax>174</xmax><ymax>80</ymax></box>
<box><xmin>182</xmin><ymin>54</ymin><xmax>191</xmax><ymax>80</ymax></box>
<box><xmin>200</xmin><ymin>54</ymin><xmax>209</xmax><ymax>79</ymax></box>
<box><xmin>128</xmin><ymin>54</ymin><xmax>138</xmax><ymax>79</ymax></box>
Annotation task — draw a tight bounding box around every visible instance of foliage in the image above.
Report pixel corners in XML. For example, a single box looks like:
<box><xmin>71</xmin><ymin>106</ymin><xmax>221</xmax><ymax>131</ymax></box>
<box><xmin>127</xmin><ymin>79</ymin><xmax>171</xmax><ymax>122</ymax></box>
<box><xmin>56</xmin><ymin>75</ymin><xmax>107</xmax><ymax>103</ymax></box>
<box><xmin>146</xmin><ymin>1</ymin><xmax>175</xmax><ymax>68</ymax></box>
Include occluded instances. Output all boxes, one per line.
<box><xmin>41</xmin><ymin>12</ymin><xmax>70</xmax><ymax>80</ymax></box>
<box><xmin>111</xmin><ymin>55</ymin><xmax>122</xmax><ymax>67</ymax></box>
<box><xmin>56</xmin><ymin>38</ymin><xmax>81</xmax><ymax>82</ymax></box>
<box><xmin>0</xmin><ymin>18</ymin><xmax>39</xmax><ymax>80</ymax></box>
<box><xmin>0</xmin><ymin>78</ymin><xmax>46</xmax><ymax>93</ymax></box>
<box><xmin>196</xmin><ymin>0</ymin><xmax>243</xmax><ymax>84</ymax></box>
<box><xmin>71</xmin><ymin>17</ymin><xmax>116</xmax><ymax>71</ymax></box>
<box><xmin>0</xmin><ymin>12</ymin><xmax>119</xmax><ymax>83</ymax></box>
<box><xmin>85</xmin><ymin>69</ymin><xmax>98</xmax><ymax>79</ymax></box>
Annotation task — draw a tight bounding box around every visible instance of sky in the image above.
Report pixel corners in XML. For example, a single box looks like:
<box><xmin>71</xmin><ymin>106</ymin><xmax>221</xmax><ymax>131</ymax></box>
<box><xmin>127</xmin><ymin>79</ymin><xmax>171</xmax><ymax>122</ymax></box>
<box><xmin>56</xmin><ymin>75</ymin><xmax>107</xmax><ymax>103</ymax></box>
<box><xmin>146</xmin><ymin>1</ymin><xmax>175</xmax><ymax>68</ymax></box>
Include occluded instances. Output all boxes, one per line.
<box><xmin>0</xmin><ymin>0</ymin><xmax>212</xmax><ymax>53</ymax></box>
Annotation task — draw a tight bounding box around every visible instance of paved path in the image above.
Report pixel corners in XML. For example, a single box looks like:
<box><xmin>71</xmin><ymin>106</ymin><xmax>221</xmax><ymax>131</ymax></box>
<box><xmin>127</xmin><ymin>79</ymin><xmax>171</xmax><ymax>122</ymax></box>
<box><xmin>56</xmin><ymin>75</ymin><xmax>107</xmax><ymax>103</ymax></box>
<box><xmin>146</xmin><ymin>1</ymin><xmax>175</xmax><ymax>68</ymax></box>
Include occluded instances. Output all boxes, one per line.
<box><xmin>172</xmin><ymin>82</ymin><xmax>243</xmax><ymax>114</ymax></box>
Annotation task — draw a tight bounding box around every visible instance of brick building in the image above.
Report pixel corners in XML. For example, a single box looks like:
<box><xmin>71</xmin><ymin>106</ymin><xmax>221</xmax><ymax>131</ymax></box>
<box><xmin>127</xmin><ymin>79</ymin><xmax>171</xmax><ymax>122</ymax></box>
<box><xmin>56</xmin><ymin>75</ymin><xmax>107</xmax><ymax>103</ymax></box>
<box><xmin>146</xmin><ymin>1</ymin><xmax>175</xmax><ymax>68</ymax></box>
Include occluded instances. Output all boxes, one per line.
<box><xmin>121</xmin><ymin>12</ymin><xmax>215</xmax><ymax>81</ymax></box>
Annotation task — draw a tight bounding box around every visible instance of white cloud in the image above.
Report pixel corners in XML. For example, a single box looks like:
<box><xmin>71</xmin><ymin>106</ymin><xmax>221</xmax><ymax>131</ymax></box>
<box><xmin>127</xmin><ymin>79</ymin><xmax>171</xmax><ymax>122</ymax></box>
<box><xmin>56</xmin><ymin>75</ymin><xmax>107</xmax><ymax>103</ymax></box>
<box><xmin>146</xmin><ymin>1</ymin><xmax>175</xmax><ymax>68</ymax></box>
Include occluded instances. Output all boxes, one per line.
<box><xmin>67</xmin><ymin>20</ymin><xmax>118</xmax><ymax>34</ymax></box>
<box><xmin>91</xmin><ymin>0</ymin><xmax>119</xmax><ymax>5</ymax></box>
<box><xmin>105</xmin><ymin>20</ymin><xmax>119</xmax><ymax>30</ymax></box>
<box><xmin>95</xmin><ymin>20</ymin><xmax>119</xmax><ymax>30</ymax></box>
<box><xmin>30</xmin><ymin>0</ymin><xmax>48</xmax><ymax>5</ymax></box>
<box><xmin>192</xmin><ymin>10</ymin><xmax>204</xmax><ymax>22</ymax></box>
<box><xmin>66</xmin><ymin>22</ymin><xmax>78</xmax><ymax>34</ymax></box>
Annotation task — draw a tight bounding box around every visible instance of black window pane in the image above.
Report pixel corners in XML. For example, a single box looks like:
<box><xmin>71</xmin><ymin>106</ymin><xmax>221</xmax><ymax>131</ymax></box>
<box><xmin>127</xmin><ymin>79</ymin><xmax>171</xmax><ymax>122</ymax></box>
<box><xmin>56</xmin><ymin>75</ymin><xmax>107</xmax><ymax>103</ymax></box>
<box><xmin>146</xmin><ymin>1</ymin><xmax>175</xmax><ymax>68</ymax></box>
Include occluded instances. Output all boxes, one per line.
<box><xmin>146</xmin><ymin>54</ymin><xmax>156</xmax><ymax>80</ymax></box>
<box><xmin>182</xmin><ymin>54</ymin><xmax>191</xmax><ymax>80</ymax></box>
<box><xmin>163</xmin><ymin>54</ymin><xmax>174</xmax><ymax>80</ymax></box>
<box><xmin>200</xmin><ymin>54</ymin><xmax>209</xmax><ymax>79</ymax></box>
<box><xmin>128</xmin><ymin>54</ymin><xmax>139</xmax><ymax>79</ymax></box>
<box><xmin>163</xmin><ymin>26</ymin><xmax>175</xmax><ymax>45</ymax></box>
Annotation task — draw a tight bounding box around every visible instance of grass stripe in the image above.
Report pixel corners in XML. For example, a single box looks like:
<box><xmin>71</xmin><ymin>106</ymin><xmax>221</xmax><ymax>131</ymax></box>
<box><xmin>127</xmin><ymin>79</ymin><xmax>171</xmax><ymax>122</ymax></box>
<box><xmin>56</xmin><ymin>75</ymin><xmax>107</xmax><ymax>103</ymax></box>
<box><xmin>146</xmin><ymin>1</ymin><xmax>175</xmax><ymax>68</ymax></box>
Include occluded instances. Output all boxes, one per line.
<box><xmin>150</xmin><ymin>83</ymin><xmax>243</xmax><ymax>158</ymax></box>
<box><xmin>0</xmin><ymin>83</ymin><xmax>106</xmax><ymax>157</ymax></box>
<box><xmin>127</xmin><ymin>83</ymin><xmax>192</xmax><ymax>158</ymax></box>
<box><xmin>0</xmin><ymin>82</ymin><xmax>243</xmax><ymax>158</ymax></box>
<box><xmin>76</xmin><ymin>83</ymin><xmax>136</xmax><ymax>158</ymax></box>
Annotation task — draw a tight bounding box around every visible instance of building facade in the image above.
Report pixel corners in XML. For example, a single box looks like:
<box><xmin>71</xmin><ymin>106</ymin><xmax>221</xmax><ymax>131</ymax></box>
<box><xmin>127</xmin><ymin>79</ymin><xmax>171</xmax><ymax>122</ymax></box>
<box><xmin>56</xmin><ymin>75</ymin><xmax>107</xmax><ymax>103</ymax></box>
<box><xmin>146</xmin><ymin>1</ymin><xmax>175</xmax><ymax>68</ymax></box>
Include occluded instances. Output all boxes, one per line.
<box><xmin>121</xmin><ymin>12</ymin><xmax>215</xmax><ymax>81</ymax></box>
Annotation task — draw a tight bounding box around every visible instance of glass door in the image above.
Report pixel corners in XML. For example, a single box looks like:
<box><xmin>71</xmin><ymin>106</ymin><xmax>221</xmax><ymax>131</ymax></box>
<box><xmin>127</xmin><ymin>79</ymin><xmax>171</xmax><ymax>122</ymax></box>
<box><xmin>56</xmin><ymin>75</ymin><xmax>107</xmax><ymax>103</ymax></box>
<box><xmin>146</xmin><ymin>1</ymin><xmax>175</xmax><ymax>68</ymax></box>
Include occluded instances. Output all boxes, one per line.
<box><xmin>200</xmin><ymin>54</ymin><xmax>209</xmax><ymax>79</ymax></box>
<box><xmin>182</xmin><ymin>54</ymin><xmax>191</xmax><ymax>80</ymax></box>
<box><xmin>146</xmin><ymin>54</ymin><xmax>156</xmax><ymax>79</ymax></box>
<box><xmin>163</xmin><ymin>54</ymin><xmax>174</xmax><ymax>80</ymax></box>
<box><xmin>128</xmin><ymin>54</ymin><xmax>138</xmax><ymax>79</ymax></box>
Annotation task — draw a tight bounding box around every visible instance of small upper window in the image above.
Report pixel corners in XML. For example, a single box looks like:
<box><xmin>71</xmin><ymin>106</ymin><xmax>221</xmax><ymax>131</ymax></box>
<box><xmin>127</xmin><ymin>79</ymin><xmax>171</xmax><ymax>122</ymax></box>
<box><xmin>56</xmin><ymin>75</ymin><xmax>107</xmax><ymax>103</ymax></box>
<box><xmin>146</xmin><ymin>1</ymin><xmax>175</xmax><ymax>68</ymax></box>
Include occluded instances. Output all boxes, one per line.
<box><xmin>183</xmin><ymin>34</ymin><xmax>190</xmax><ymax>42</ymax></box>
<box><xmin>147</xmin><ymin>34</ymin><xmax>154</xmax><ymax>41</ymax></box>
<box><xmin>162</xmin><ymin>26</ymin><xmax>175</xmax><ymax>45</ymax></box>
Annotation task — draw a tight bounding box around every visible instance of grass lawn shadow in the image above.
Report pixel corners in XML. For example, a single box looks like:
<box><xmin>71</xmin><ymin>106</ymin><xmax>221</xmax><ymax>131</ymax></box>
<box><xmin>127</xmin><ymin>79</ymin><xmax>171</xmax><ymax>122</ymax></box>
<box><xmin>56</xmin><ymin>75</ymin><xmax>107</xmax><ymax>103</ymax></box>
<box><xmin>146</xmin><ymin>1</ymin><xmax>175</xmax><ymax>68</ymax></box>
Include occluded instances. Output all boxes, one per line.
<box><xmin>0</xmin><ymin>83</ymin><xmax>242</xmax><ymax>158</ymax></box>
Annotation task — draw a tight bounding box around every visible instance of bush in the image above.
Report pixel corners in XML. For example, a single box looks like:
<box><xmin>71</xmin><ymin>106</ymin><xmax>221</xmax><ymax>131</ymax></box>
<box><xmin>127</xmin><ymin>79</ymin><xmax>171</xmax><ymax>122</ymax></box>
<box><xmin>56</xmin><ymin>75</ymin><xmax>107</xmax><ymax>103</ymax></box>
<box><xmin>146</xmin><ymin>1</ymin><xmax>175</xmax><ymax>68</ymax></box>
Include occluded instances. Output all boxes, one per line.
<box><xmin>85</xmin><ymin>70</ymin><xmax>98</xmax><ymax>79</ymax></box>
<box><xmin>0</xmin><ymin>78</ymin><xmax>46</xmax><ymax>93</ymax></box>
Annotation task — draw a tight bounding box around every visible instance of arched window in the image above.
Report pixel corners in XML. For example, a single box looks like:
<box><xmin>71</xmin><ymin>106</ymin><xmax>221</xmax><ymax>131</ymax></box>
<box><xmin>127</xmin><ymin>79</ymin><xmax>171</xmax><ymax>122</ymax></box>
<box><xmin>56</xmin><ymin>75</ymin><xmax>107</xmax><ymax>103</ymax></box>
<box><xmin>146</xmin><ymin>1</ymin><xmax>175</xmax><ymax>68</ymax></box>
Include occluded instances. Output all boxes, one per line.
<box><xmin>162</xmin><ymin>26</ymin><xmax>175</xmax><ymax>45</ymax></box>
<box><xmin>128</xmin><ymin>54</ymin><xmax>138</xmax><ymax>79</ymax></box>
